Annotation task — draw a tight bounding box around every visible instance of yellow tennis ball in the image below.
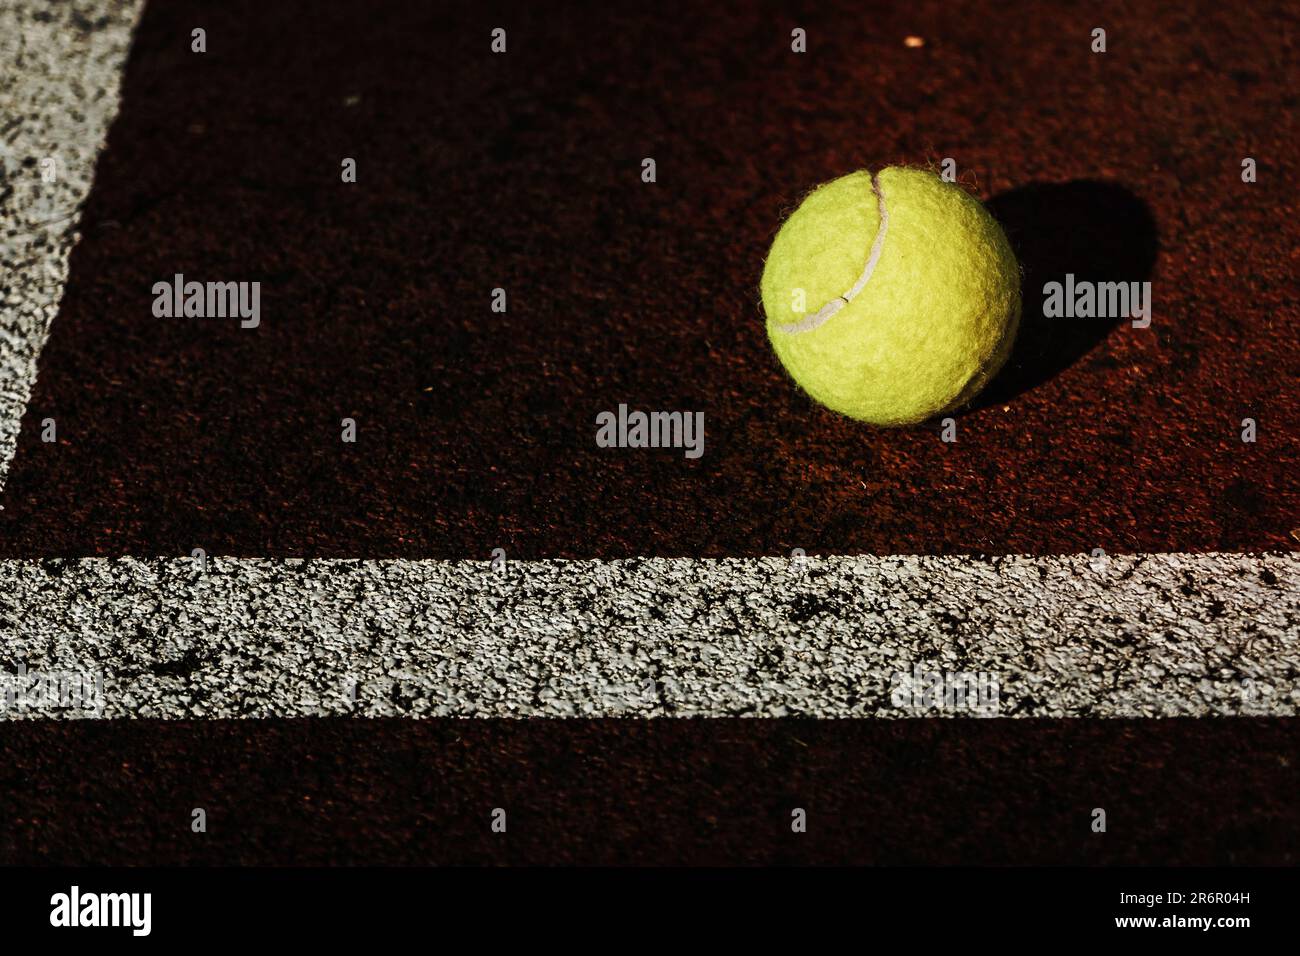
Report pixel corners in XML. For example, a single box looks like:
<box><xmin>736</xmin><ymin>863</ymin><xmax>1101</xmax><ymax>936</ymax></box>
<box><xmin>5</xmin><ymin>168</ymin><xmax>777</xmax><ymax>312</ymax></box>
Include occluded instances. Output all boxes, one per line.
<box><xmin>761</xmin><ymin>167</ymin><xmax>1021</xmax><ymax>426</ymax></box>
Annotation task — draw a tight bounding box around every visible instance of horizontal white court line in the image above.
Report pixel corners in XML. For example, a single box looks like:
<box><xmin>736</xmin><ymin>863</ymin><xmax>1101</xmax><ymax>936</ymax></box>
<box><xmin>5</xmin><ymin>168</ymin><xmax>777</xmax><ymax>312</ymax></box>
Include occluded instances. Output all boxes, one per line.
<box><xmin>0</xmin><ymin>553</ymin><xmax>1294</xmax><ymax>718</ymax></box>
<box><xmin>0</xmin><ymin>2</ymin><xmax>144</xmax><ymax>496</ymax></box>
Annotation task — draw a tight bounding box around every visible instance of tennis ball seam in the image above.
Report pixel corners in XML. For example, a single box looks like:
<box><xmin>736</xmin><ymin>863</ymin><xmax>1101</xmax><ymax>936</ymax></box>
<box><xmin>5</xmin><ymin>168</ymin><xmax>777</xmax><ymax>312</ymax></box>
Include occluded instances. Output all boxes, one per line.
<box><xmin>775</xmin><ymin>170</ymin><xmax>890</xmax><ymax>336</ymax></box>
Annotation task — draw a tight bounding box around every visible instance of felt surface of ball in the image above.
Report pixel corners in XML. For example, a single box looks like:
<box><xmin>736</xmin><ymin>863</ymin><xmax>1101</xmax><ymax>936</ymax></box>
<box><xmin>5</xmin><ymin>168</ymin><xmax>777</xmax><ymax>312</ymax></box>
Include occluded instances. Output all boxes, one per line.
<box><xmin>761</xmin><ymin>167</ymin><xmax>1021</xmax><ymax>426</ymax></box>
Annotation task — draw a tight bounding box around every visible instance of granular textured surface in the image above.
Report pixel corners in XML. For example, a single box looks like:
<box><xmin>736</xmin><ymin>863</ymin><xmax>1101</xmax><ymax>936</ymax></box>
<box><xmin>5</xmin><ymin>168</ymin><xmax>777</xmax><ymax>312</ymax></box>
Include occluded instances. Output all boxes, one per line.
<box><xmin>0</xmin><ymin>0</ymin><xmax>1294</xmax><ymax>558</ymax></box>
<box><xmin>0</xmin><ymin>0</ymin><xmax>1295</xmax><ymax>869</ymax></box>
<box><xmin>0</xmin><ymin>717</ymin><xmax>1296</xmax><ymax>865</ymax></box>
<box><xmin>0</xmin><ymin>554</ymin><xmax>1294</xmax><ymax>719</ymax></box>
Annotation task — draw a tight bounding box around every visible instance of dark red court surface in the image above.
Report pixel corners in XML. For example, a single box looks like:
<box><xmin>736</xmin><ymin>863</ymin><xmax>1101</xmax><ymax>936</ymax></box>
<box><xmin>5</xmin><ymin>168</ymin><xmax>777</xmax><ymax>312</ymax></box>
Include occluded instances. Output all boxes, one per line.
<box><xmin>0</xmin><ymin>0</ymin><xmax>1294</xmax><ymax>559</ymax></box>
<box><xmin>1</xmin><ymin>719</ymin><xmax>1296</xmax><ymax>866</ymax></box>
<box><xmin>0</xmin><ymin>0</ymin><xmax>1296</xmax><ymax>867</ymax></box>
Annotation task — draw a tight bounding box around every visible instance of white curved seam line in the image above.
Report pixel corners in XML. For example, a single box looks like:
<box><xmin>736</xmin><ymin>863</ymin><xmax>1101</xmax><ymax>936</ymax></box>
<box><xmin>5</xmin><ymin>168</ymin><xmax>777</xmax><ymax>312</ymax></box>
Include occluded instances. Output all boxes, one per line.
<box><xmin>780</xmin><ymin>172</ymin><xmax>889</xmax><ymax>335</ymax></box>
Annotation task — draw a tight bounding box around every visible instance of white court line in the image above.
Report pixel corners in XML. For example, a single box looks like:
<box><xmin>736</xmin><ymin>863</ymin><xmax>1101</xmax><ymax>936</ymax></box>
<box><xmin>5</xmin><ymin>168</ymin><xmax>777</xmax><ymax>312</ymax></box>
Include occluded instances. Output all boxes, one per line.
<box><xmin>0</xmin><ymin>1</ymin><xmax>144</xmax><ymax>495</ymax></box>
<box><xmin>0</xmin><ymin>553</ymin><xmax>1294</xmax><ymax>719</ymax></box>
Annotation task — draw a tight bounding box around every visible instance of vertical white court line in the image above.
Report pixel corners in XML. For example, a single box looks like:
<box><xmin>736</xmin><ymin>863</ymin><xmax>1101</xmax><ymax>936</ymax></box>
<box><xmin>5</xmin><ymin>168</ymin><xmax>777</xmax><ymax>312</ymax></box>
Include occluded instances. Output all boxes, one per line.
<box><xmin>0</xmin><ymin>1</ymin><xmax>145</xmax><ymax>496</ymax></box>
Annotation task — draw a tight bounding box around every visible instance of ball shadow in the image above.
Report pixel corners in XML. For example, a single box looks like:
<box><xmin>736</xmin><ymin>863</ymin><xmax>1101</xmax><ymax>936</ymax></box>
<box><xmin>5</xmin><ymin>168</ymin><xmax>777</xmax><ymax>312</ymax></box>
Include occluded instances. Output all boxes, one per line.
<box><xmin>969</xmin><ymin>180</ymin><xmax>1159</xmax><ymax>410</ymax></box>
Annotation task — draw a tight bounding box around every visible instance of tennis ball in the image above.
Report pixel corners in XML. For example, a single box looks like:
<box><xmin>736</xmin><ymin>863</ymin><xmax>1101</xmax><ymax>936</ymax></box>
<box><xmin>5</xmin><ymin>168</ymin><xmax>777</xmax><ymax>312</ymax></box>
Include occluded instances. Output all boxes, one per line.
<box><xmin>761</xmin><ymin>167</ymin><xmax>1021</xmax><ymax>426</ymax></box>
